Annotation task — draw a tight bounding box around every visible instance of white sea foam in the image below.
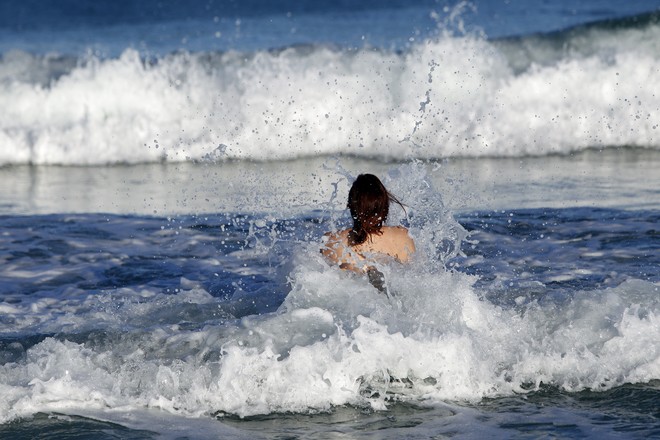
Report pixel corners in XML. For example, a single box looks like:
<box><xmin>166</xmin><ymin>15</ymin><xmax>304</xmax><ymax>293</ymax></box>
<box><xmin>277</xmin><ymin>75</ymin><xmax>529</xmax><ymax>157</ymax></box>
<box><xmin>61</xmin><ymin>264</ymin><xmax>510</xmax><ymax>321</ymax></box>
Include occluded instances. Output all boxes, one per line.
<box><xmin>0</xmin><ymin>168</ymin><xmax>658</xmax><ymax>422</ymax></box>
<box><xmin>1</xmin><ymin>22</ymin><xmax>659</xmax><ymax>165</ymax></box>
<box><xmin>0</xmin><ymin>265</ymin><xmax>658</xmax><ymax>423</ymax></box>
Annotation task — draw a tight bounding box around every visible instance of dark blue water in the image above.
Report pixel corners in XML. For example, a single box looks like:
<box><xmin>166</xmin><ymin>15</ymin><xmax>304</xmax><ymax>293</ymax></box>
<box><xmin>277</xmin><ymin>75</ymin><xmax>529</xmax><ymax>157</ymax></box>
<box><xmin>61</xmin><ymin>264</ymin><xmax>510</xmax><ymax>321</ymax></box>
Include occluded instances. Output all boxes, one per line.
<box><xmin>2</xmin><ymin>208</ymin><xmax>657</xmax><ymax>307</ymax></box>
<box><xmin>2</xmin><ymin>0</ymin><xmax>659</xmax><ymax>55</ymax></box>
<box><xmin>0</xmin><ymin>199</ymin><xmax>658</xmax><ymax>437</ymax></box>
<box><xmin>457</xmin><ymin>208</ymin><xmax>660</xmax><ymax>300</ymax></box>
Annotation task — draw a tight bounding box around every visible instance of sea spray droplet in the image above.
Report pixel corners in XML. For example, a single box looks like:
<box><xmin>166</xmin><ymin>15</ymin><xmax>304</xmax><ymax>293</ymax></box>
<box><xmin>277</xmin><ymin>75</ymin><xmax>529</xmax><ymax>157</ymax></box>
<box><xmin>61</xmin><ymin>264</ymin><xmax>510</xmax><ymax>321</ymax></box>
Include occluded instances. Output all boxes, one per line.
<box><xmin>202</xmin><ymin>144</ymin><xmax>228</xmax><ymax>163</ymax></box>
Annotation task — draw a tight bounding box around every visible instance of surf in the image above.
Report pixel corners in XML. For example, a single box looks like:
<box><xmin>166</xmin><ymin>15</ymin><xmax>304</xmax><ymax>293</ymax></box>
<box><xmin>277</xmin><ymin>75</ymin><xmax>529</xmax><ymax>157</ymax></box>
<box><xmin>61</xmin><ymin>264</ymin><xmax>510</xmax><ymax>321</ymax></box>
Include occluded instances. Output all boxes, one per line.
<box><xmin>0</xmin><ymin>164</ymin><xmax>657</xmax><ymax>423</ymax></box>
<box><xmin>2</xmin><ymin>9</ymin><xmax>660</xmax><ymax>166</ymax></box>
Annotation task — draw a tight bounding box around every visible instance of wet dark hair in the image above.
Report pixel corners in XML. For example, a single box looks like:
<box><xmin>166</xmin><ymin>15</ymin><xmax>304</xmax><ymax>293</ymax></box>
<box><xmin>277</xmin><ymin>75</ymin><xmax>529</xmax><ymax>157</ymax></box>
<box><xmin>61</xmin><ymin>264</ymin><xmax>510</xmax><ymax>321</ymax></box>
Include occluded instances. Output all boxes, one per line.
<box><xmin>347</xmin><ymin>174</ymin><xmax>403</xmax><ymax>246</ymax></box>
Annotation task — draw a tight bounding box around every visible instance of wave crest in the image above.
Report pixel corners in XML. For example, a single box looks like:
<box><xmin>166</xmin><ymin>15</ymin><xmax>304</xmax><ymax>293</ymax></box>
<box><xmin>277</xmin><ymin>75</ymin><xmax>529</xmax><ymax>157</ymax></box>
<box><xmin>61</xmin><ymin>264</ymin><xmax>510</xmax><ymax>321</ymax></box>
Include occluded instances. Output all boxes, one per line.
<box><xmin>1</xmin><ymin>18</ymin><xmax>659</xmax><ymax>165</ymax></box>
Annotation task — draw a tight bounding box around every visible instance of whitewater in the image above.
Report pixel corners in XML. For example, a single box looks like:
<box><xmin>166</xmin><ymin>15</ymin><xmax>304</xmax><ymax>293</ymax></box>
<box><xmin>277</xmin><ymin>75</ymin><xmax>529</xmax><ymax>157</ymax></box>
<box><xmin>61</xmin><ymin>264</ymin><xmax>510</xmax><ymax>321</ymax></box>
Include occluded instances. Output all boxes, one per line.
<box><xmin>0</xmin><ymin>164</ymin><xmax>657</xmax><ymax>425</ymax></box>
<box><xmin>1</xmin><ymin>1</ymin><xmax>659</xmax><ymax>438</ymax></box>
<box><xmin>1</xmin><ymin>10</ymin><xmax>659</xmax><ymax>165</ymax></box>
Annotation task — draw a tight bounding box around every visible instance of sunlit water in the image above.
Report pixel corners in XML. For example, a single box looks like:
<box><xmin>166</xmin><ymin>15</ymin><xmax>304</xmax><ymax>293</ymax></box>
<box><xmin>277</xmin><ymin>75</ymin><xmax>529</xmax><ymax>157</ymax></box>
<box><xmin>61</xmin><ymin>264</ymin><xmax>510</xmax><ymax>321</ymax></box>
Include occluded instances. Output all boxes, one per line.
<box><xmin>1</xmin><ymin>0</ymin><xmax>660</xmax><ymax>438</ymax></box>
<box><xmin>0</xmin><ymin>154</ymin><xmax>658</xmax><ymax>439</ymax></box>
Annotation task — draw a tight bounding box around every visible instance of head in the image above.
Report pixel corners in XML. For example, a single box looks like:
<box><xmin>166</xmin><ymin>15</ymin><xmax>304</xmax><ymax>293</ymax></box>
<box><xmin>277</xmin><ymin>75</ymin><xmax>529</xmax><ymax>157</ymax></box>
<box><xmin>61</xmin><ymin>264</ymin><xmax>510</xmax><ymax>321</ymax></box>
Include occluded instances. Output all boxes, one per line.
<box><xmin>347</xmin><ymin>174</ymin><xmax>401</xmax><ymax>246</ymax></box>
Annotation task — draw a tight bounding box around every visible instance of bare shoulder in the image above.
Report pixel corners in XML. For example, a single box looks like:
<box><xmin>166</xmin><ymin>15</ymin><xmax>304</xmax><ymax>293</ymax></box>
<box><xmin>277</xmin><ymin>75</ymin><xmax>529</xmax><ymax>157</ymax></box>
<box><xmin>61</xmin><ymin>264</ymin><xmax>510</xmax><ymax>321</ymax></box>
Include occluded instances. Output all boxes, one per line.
<box><xmin>320</xmin><ymin>230</ymin><xmax>349</xmax><ymax>260</ymax></box>
<box><xmin>375</xmin><ymin>226</ymin><xmax>416</xmax><ymax>262</ymax></box>
<box><xmin>383</xmin><ymin>226</ymin><xmax>415</xmax><ymax>243</ymax></box>
<box><xmin>321</xmin><ymin>229</ymin><xmax>364</xmax><ymax>271</ymax></box>
<box><xmin>385</xmin><ymin>225</ymin><xmax>412</xmax><ymax>236</ymax></box>
<box><xmin>321</xmin><ymin>227</ymin><xmax>414</xmax><ymax>268</ymax></box>
<box><xmin>322</xmin><ymin>230</ymin><xmax>349</xmax><ymax>246</ymax></box>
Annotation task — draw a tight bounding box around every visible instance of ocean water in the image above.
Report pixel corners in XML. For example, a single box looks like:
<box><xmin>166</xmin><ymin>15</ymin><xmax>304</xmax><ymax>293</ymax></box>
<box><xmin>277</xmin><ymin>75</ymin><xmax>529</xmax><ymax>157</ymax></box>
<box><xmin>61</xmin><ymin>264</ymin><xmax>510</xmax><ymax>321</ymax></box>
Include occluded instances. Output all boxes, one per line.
<box><xmin>1</xmin><ymin>0</ymin><xmax>659</xmax><ymax>438</ymax></box>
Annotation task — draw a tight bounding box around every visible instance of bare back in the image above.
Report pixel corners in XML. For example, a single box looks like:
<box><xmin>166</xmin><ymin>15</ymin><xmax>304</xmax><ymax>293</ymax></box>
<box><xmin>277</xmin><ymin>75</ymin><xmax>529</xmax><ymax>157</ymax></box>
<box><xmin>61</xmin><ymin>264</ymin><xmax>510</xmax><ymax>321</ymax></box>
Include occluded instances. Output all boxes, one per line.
<box><xmin>321</xmin><ymin>226</ymin><xmax>415</xmax><ymax>272</ymax></box>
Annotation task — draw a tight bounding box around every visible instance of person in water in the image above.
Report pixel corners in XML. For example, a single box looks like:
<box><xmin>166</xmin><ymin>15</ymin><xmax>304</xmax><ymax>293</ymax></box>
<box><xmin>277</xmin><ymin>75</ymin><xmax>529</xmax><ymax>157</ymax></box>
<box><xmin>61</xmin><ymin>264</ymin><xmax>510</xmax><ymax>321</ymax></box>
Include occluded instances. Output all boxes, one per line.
<box><xmin>321</xmin><ymin>174</ymin><xmax>415</xmax><ymax>291</ymax></box>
